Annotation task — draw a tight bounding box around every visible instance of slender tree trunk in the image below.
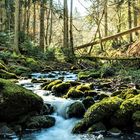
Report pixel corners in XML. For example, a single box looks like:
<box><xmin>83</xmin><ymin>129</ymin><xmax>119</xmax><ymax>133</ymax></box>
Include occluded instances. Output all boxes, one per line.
<box><xmin>63</xmin><ymin>0</ymin><xmax>69</xmax><ymax>48</ymax></box>
<box><xmin>133</xmin><ymin>0</ymin><xmax>138</xmax><ymax>36</ymax></box>
<box><xmin>23</xmin><ymin>0</ymin><xmax>27</xmax><ymax>32</ymax></box>
<box><xmin>26</xmin><ymin>0</ymin><xmax>31</xmax><ymax>35</ymax></box>
<box><xmin>40</xmin><ymin>0</ymin><xmax>45</xmax><ymax>50</ymax></box>
<box><xmin>14</xmin><ymin>0</ymin><xmax>20</xmax><ymax>53</ymax></box>
<box><xmin>33</xmin><ymin>1</ymin><xmax>36</xmax><ymax>41</ymax></box>
<box><xmin>70</xmin><ymin>0</ymin><xmax>74</xmax><ymax>55</ymax></box>
<box><xmin>128</xmin><ymin>0</ymin><xmax>133</xmax><ymax>42</ymax></box>
<box><xmin>49</xmin><ymin>0</ymin><xmax>53</xmax><ymax>45</ymax></box>
<box><xmin>104</xmin><ymin>0</ymin><xmax>108</xmax><ymax>36</ymax></box>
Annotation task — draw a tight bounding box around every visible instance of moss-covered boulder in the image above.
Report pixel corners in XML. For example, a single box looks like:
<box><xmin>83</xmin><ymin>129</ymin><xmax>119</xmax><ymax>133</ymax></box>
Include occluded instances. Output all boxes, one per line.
<box><xmin>72</xmin><ymin>97</ymin><xmax>123</xmax><ymax>133</ymax></box>
<box><xmin>65</xmin><ymin>87</ymin><xmax>84</xmax><ymax>99</ymax></box>
<box><xmin>132</xmin><ymin>111</ymin><xmax>140</xmax><ymax>133</ymax></box>
<box><xmin>110</xmin><ymin>94</ymin><xmax>140</xmax><ymax>128</ymax></box>
<box><xmin>67</xmin><ymin>102</ymin><xmax>86</xmax><ymax>118</ymax></box>
<box><xmin>9</xmin><ymin>65</ymin><xmax>31</xmax><ymax>76</ymax></box>
<box><xmin>119</xmin><ymin>88</ymin><xmax>139</xmax><ymax>99</ymax></box>
<box><xmin>108</xmin><ymin>128</ymin><xmax>121</xmax><ymax>136</ymax></box>
<box><xmin>0</xmin><ymin>78</ymin><xmax>43</xmax><ymax>122</ymax></box>
<box><xmin>47</xmin><ymin>80</ymin><xmax>62</xmax><ymax>90</ymax></box>
<box><xmin>82</xmin><ymin>96</ymin><xmax>95</xmax><ymax>109</ymax></box>
<box><xmin>87</xmin><ymin>122</ymin><xmax>106</xmax><ymax>133</ymax></box>
<box><xmin>0</xmin><ymin>69</ymin><xmax>18</xmax><ymax>79</ymax></box>
<box><xmin>52</xmin><ymin>82</ymin><xmax>71</xmax><ymax>96</ymax></box>
<box><xmin>76</xmin><ymin>84</ymin><xmax>92</xmax><ymax>92</ymax></box>
<box><xmin>26</xmin><ymin>115</ymin><xmax>55</xmax><ymax>129</ymax></box>
<box><xmin>84</xmin><ymin>90</ymin><xmax>98</xmax><ymax>97</ymax></box>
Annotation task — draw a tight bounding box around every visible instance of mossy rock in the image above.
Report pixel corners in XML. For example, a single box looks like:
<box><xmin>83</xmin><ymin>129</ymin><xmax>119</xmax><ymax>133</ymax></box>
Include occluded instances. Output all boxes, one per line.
<box><xmin>72</xmin><ymin>120</ymin><xmax>89</xmax><ymax>134</ymax></box>
<box><xmin>76</xmin><ymin>84</ymin><xmax>91</xmax><ymax>92</ymax></box>
<box><xmin>84</xmin><ymin>97</ymin><xmax>123</xmax><ymax>126</ymax></box>
<box><xmin>98</xmin><ymin>93</ymin><xmax>109</xmax><ymax>100</ymax></box>
<box><xmin>26</xmin><ymin>115</ymin><xmax>55</xmax><ymax>129</ymax></box>
<box><xmin>132</xmin><ymin>111</ymin><xmax>140</xmax><ymax>122</ymax></box>
<box><xmin>9</xmin><ymin>65</ymin><xmax>31</xmax><ymax>76</ymax></box>
<box><xmin>67</xmin><ymin>81</ymin><xmax>81</xmax><ymax>87</ymax></box>
<box><xmin>87</xmin><ymin>122</ymin><xmax>106</xmax><ymax>133</ymax></box>
<box><xmin>65</xmin><ymin>87</ymin><xmax>84</xmax><ymax>99</ymax></box>
<box><xmin>47</xmin><ymin>80</ymin><xmax>62</xmax><ymax>90</ymax></box>
<box><xmin>0</xmin><ymin>62</ymin><xmax>7</xmax><ymax>70</ymax></box>
<box><xmin>111</xmin><ymin>90</ymin><xmax>122</xmax><ymax>97</ymax></box>
<box><xmin>119</xmin><ymin>88</ymin><xmax>139</xmax><ymax>99</ymax></box>
<box><xmin>67</xmin><ymin>102</ymin><xmax>86</xmax><ymax>118</ymax></box>
<box><xmin>0</xmin><ymin>78</ymin><xmax>43</xmax><ymax>122</ymax></box>
<box><xmin>0</xmin><ymin>69</ymin><xmax>18</xmax><ymax>79</ymax></box>
<box><xmin>82</xmin><ymin>96</ymin><xmax>95</xmax><ymax>109</ymax></box>
<box><xmin>41</xmin><ymin>80</ymin><xmax>52</xmax><ymax>89</ymax></box>
<box><xmin>78</xmin><ymin>70</ymin><xmax>101</xmax><ymax>80</ymax></box>
<box><xmin>72</xmin><ymin>97</ymin><xmax>123</xmax><ymax>133</ymax></box>
<box><xmin>84</xmin><ymin>90</ymin><xmax>98</xmax><ymax>97</ymax></box>
<box><xmin>52</xmin><ymin>82</ymin><xmax>71</xmax><ymax>96</ymax></box>
<box><xmin>108</xmin><ymin>128</ymin><xmax>121</xmax><ymax>136</ymax></box>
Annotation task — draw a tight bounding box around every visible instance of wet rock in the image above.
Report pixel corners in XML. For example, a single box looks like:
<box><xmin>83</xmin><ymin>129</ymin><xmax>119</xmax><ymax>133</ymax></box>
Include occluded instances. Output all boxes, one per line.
<box><xmin>82</xmin><ymin>96</ymin><xmax>95</xmax><ymax>109</ymax></box>
<box><xmin>52</xmin><ymin>82</ymin><xmax>71</xmax><ymax>96</ymax></box>
<box><xmin>76</xmin><ymin>84</ymin><xmax>92</xmax><ymax>92</ymax></box>
<box><xmin>65</xmin><ymin>87</ymin><xmax>84</xmax><ymax>99</ymax></box>
<box><xmin>84</xmin><ymin>90</ymin><xmax>98</xmax><ymax>97</ymax></box>
<box><xmin>47</xmin><ymin>80</ymin><xmax>62</xmax><ymax>90</ymax></box>
<box><xmin>41</xmin><ymin>103</ymin><xmax>54</xmax><ymax>115</ymax></box>
<box><xmin>26</xmin><ymin>115</ymin><xmax>55</xmax><ymax>129</ymax></box>
<box><xmin>132</xmin><ymin>111</ymin><xmax>140</xmax><ymax>133</ymax></box>
<box><xmin>108</xmin><ymin>128</ymin><xmax>121</xmax><ymax>136</ymax></box>
<box><xmin>73</xmin><ymin>97</ymin><xmax>123</xmax><ymax>133</ymax></box>
<box><xmin>0</xmin><ymin>78</ymin><xmax>43</xmax><ymax>122</ymax></box>
<box><xmin>0</xmin><ymin>124</ymin><xmax>16</xmax><ymax>138</ymax></box>
<box><xmin>98</xmin><ymin>93</ymin><xmax>109</xmax><ymax>100</ymax></box>
<box><xmin>87</xmin><ymin>122</ymin><xmax>106</xmax><ymax>133</ymax></box>
<box><xmin>67</xmin><ymin>102</ymin><xmax>86</xmax><ymax>118</ymax></box>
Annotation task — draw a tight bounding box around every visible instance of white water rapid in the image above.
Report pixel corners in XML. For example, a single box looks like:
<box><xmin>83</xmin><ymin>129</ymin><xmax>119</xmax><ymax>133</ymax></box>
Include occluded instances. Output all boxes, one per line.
<box><xmin>18</xmin><ymin>72</ymin><xmax>104</xmax><ymax>140</ymax></box>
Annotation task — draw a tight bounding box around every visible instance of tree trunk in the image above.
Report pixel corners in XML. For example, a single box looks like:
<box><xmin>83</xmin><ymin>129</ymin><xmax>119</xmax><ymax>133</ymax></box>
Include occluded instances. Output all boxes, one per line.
<box><xmin>70</xmin><ymin>0</ymin><xmax>74</xmax><ymax>55</ymax></box>
<box><xmin>49</xmin><ymin>0</ymin><xmax>53</xmax><ymax>45</ymax></box>
<box><xmin>104</xmin><ymin>0</ymin><xmax>108</xmax><ymax>36</ymax></box>
<box><xmin>128</xmin><ymin>0</ymin><xmax>133</xmax><ymax>42</ymax></box>
<box><xmin>40</xmin><ymin>0</ymin><xmax>45</xmax><ymax>49</ymax></box>
<box><xmin>33</xmin><ymin>1</ymin><xmax>36</xmax><ymax>41</ymax></box>
<box><xmin>63</xmin><ymin>0</ymin><xmax>69</xmax><ymax>48</ymax></box>
<box><xmin>14</xmin><ymin>0</ymin><xmax>20</xmax><ymax>53</ymax></box>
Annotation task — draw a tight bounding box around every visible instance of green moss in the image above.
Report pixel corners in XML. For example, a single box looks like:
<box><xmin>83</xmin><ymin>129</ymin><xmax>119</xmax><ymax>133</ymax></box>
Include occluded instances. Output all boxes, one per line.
<box><xmin>47</xmin><ymin>80</ymin><xmax>62</xmax><ymax>90</ymax></box>
<box><xmin>132</xmin><ymin>111</ymin><xmax>140</xmax><ymax>121</ymax></box>
<box><xmin>65</xmin><ymin>87</ymin><xmax>84</xmax><ymax>99</ymax></box>
<box><xmin>0</xmin><ymin>78</ymin><xmax>43</xmax><ymax>122</ymax></box>
<box><xmin>78</xmin><ymin>70</ymin><xmax>101</xmax><ymax>80</ymax></box>
<box><xmin>9</xmin><ymin>65</ymin><xmax>31</xmax><ymax>75</ymax></box>
<box><xmin>84</xmin><ymin>97</ymin><xmax>123</xmax><ymax>126</ymax></box>
<box><xmin>82</xmin><ymin>96</ymin><xmax>95</xmax><ymax>109</ymax></box>
<box><xmin>67</xmin><ymin>102</ymin><xmax>86</xmax><ymax>118</ymax></box>
<box><xmin>0</xmin><ymin>62</ymin><xmax>7</xmax><ymax>70</ymax></box>
<box><xmin>0</xmin><ymin>69</ymin><xmax>17</xmax><ymax>79</ymax></box>
<box><xmin>76</xmin><ymin>84</ymin><xmax>91</xmax><ymax>92</ymax></box>
<box><xmin>84</xmin><ymin>90</ymin><xmax>98</xmax><ymax>97</ymax></box>
<box><xmin>87</xmin><ymin>122</ymin><xmax>106</xmax><ymax>133</ymax></box>
<box><xmin>26</xmin><ymin>115</ymin><xmax>55</xmax><ymax>129</ymax></box>
<box><xmin>52</xmin><ymin>82</ymin><xmax>71</xmax><ymax>96</ymax></box>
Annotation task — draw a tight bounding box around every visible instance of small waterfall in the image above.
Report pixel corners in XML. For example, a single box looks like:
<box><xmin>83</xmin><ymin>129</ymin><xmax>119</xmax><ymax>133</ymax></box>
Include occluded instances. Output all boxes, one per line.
<box><xmin>18</xmin><ymin>72</ymin><xmax>103</xmax><ymax>140</ymax></box>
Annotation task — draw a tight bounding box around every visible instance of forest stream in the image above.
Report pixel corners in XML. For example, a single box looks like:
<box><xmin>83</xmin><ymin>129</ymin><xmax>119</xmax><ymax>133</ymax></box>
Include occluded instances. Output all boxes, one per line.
<box><xmin>12</xmin><ymin>71</ymin><xmax>140</xmax><ymax>140</ymax></box>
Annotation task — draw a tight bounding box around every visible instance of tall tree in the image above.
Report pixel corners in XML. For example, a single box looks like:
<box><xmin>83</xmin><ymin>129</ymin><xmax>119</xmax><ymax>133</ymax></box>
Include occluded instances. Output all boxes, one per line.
<box><xmin>128</xmin><ymin>0</ymin><xmax>133</xmax><ymax>42</ymax></box>
<box><xmin>14</xmin><ymin>0</ymin><xmax>20</xmax><ymax>53</ymax></box>
<box><xmin>40</xmin><ymin>0</ymin><xmax>45</xmax><ymax>50</ymax></box>
<box><xmin>63</xmin><ymin>0</ymin><xmax>69</xmax><ymax>48</ymax></box>
<box><xmin>70</xmin><ymin>0</ymin><xmax>74</xmax><ymax>55</ymax></box>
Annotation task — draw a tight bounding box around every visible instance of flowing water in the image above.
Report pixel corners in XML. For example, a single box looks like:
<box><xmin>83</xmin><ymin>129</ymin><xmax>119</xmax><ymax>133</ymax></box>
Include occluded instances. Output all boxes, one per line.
<box><xmin>16</xmin><ymin>71</ymin><xmax>140</xmax><ymax>140</ymax></box>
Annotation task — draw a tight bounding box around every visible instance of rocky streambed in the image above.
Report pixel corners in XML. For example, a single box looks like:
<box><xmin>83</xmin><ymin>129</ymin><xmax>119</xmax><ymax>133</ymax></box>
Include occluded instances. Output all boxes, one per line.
<box><xmin>0</xmin><ymin>71</ymin><xmax>140</xmax><ymax>140</ymax></box>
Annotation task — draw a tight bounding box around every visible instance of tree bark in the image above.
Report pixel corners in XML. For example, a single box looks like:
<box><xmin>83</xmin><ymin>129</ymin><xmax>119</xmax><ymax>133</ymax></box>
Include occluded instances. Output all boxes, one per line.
<box><xmin>14</xmin><ymin>0</ymin><xmax>20</xmax><ymax>53</ymax></box>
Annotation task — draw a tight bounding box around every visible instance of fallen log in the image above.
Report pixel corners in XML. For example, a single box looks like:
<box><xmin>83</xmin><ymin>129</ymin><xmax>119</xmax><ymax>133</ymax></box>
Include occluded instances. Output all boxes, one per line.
<box><xmin>75</xmin><ymin>26</ymin><xmax>140</xmax><ymax>50</ymax></box>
